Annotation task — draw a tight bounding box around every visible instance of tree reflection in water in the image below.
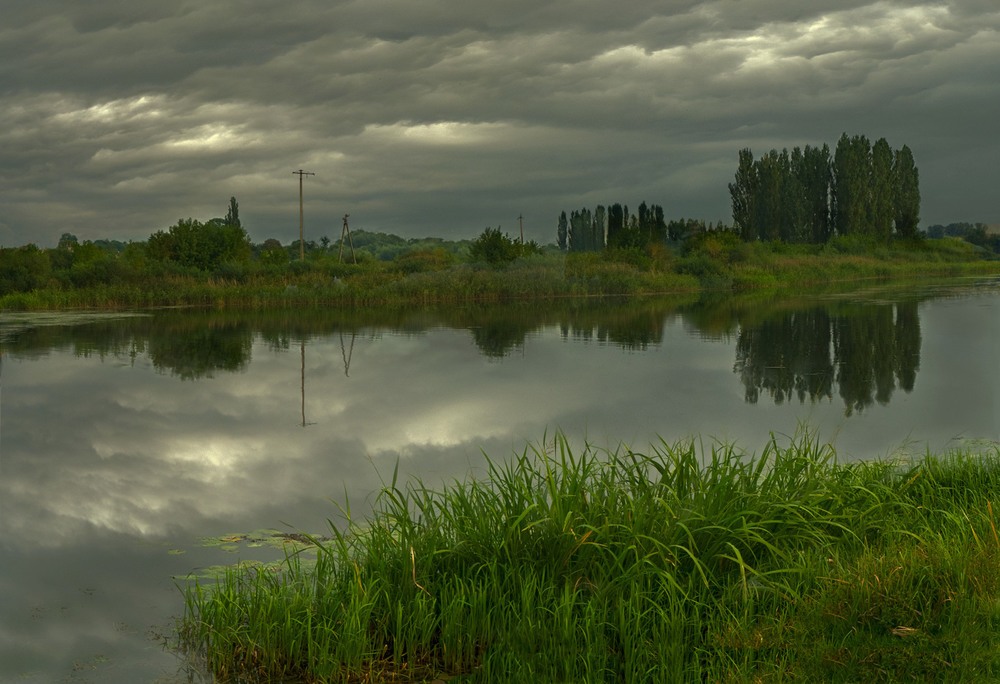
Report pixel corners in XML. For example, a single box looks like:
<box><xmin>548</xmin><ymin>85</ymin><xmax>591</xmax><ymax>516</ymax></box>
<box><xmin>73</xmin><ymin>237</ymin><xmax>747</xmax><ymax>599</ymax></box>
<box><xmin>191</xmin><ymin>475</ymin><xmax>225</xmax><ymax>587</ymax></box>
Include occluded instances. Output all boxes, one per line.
<box><xmin>735</xmin><ymin>301</ymin><xmax>920</xmax><ymax>414</ymax></box>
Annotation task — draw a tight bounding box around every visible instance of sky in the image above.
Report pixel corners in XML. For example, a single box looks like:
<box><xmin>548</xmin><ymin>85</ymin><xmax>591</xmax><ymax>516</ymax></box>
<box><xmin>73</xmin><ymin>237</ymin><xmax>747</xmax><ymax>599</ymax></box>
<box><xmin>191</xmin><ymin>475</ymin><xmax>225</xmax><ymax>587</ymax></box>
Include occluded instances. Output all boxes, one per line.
<box><xmin>2</xmin><ymin>1</ymin><xmax>998</xmax><ymax>248</ymax></box>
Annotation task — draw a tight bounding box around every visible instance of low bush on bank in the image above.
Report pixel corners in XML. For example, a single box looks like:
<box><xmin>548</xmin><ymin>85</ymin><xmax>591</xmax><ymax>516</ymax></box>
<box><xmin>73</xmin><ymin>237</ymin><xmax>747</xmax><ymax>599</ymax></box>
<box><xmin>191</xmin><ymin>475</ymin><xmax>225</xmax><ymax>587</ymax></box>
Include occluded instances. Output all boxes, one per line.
<box><xmin>179</xmin><ymin>433</ymin><xmax>1000</xmax><ymax>682</ymax></box>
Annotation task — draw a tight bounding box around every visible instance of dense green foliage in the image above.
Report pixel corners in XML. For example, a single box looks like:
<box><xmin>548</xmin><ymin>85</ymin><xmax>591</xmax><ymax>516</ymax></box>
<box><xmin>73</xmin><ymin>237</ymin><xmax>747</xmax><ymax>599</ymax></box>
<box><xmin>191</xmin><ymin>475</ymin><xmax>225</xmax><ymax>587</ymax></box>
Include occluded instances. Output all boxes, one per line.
<box><xmin>927</xmin><ymin>222</ymin><xmax>1000</xmax><ymax>253</ymax></box>
<box><xmin>729</xmin><ymin>133</ymin><xmax>921</xmax><ymax>245</ymax></box>
<box><xmin>558</xmin><ymin>202</ymin><xmax>668</xmax><ymax>253</ymax></box>
<box><xmin>0</xmin><ymin>182</ymin><xmax>996</xmax><ymax>310</ymax></box>
<box><xmin>147</xmin><ymin>217</ymin><xmax>252</xmax><ymax>271</ymax></box>
<box><xmin>468</xmin><ymin>227</ymin><xmax>541</xmax><ymax>266</ymax></box>
<box><xmin>179</xmin><ymin>433</ymin><xmax>1000</xmax><ymax>682</ymax></box>
<box><xmin>1</xmin><ymin>232</ymin><xmax>996</xmax><ymax>311</ymax></box>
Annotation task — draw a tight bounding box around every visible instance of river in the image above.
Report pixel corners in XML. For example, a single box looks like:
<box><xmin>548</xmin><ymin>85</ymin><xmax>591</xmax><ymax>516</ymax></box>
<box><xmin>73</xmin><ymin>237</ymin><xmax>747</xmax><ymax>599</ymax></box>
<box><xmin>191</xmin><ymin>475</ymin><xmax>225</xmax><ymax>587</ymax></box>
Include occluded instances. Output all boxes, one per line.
<box><xmin>1</xmin><ymin>276</ymin><xmax>997</xmax><ymax>682</ymax></box>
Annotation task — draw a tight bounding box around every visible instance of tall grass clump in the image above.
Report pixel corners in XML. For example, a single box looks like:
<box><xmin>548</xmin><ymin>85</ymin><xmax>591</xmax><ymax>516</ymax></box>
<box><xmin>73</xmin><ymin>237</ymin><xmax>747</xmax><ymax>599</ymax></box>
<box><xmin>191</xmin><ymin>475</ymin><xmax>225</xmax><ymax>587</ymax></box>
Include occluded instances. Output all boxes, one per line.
<box><xmin>179</xmin><ymin>433</ymin><xmax>1000</xmax><ymax>682</ymax></box>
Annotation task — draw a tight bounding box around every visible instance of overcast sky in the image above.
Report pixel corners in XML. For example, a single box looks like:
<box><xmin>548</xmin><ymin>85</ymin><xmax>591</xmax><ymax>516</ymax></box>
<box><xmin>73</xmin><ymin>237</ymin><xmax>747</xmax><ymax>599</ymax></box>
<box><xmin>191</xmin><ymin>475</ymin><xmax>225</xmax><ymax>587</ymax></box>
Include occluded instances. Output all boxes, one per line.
<box><xmin>2</xmin><ymin>1</ymin><xmax>997</xmax><ymax>248</ymax></box>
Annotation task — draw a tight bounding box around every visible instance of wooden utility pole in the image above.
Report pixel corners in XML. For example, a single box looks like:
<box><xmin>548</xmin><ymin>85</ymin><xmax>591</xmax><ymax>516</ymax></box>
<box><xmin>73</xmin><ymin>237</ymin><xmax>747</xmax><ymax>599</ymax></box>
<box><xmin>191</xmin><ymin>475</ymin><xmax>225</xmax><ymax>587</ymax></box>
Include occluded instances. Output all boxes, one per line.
<box><xmin>339</xmin><ymin>214</ymin><xmax>357</xmax><ymax>264</ymax></box>
<box><xmin>518</xmin><ymin>214</ymin><xmax>524</xmax><ymax>244</ymax></box>
<box><xmin>293</xmin><ymin>169</ymin><xmax>315</xmax><ymax>261</ymax></box>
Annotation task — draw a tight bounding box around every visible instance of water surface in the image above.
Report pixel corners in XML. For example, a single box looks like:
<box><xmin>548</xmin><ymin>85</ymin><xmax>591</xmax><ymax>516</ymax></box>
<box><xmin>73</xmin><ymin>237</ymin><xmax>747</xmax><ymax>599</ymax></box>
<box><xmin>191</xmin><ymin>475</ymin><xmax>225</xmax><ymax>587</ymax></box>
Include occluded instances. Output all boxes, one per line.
<box><xmin>1</xmin><ymin>278</ymin><xmax>997</xmax><ymax>682</ymax></box>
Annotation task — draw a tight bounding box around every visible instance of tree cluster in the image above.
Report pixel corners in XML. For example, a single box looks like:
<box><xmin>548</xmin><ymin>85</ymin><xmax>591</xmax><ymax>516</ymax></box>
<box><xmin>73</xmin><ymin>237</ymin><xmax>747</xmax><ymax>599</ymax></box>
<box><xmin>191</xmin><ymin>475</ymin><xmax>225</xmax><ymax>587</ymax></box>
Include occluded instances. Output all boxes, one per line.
<box><xmin>925</xmin><ymin>222</ymin><xmax>1000</xmax><ymax>253</ymax></box>
<box><xmin>557</xmin><ymin>202</ymin><xmax>667</xmax><ymax>252</ymax></box>
<box><xmin>469</xmin><ymin>227</ymin><xmax>540</xmax><ymax>267</ymax></box>
<box><xmin>729</xmin><ymin>134</ymin><xmax>920</xmax><ymax>244</ymax></box>
<box><xmin>145</xmin><ymin>198</ymin><xmax>250</xmax><ymax>271</ymax></box>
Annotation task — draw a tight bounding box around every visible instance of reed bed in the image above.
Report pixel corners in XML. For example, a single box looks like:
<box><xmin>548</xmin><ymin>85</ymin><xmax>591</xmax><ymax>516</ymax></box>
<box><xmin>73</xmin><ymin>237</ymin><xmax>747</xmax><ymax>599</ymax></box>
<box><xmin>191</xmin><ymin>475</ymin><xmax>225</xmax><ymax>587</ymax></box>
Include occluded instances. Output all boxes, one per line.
<box><xmin>180</xmin><ymin>433</ymin><xmax>1000</xmax><ymax>682</ymax></box>
<box><xmin>5</xmin><ymin>247</ymin><xmax>998</xmax><ymax>312</ymax></box>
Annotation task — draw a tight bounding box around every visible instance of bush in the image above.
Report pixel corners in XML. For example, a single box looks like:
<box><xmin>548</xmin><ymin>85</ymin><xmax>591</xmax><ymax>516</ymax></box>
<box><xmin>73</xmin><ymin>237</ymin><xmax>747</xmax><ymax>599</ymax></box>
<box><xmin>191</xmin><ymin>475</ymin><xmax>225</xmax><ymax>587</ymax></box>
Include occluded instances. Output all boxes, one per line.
<box><xmin>469</xmin><ymin>227</ymin><xmax>539</xmax><ymax>267</ymax></box>
<box><xmin>0</xmin><ymin>245</ymin><xmax>52</xmax><ymax>293</ymax></box>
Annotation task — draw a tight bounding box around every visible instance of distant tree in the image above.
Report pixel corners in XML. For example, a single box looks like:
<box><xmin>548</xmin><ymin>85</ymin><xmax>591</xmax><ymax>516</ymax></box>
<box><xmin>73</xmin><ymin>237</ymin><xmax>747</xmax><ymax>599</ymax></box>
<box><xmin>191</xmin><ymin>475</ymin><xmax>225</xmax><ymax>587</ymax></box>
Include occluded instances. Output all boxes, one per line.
<box><xmin>469</xmin><ymin>227</ymin><xmax>521</xmax><ymax>266</ymax></box>
<box><xmin>893</xmin><ymin>145</ymin><xmax>920</xmax><ymax>238</ymax></box>
<box><xmin>225</xmin><ymin>196</ymin><xmax>241</xmax><ymax>228</ymax></box>
<box><xmin>754</xmin><ymin>150</ymin><xmax>784</xmax><ymax>241</ymax></box>
<box><xmin>259</xmin><ymin>238</ymin><xmax>289</xmax><ymax>267</ymax></box>
<box><xmin>832</xmin><ymin>133</ymin><xmax>872</xmax><ymax>237</ymax></box>
<box><xmin>800</xmin><ymin>144</ymin><xmax>832</xmax><ymax>243</ymax></box>
<box><xmin>870</xmin><ymin>138</ymin><xmax>894</xmax><ymax>243</ymax></box>
<box><xmin>730</xmin><ymin>148</ymin><xmax>758</xmax><ymax>241</ymax></box>
<box><xmin>606</xmin><ymin>203</ymin><xmax>625</xmax><ymax>249</ymax></box>
<box><xmin>780</xmin><ymin>148</ymin><xmax>808</xmax><ymax>242</ymax></box>
<box><xmin>569</xmin><ymin>208</ymin><xmax>595</xmax><ymax>252</ymax></box>
<box><xmin>557</xmin><ymin>211</ymin><xmax>568</xmax><ymax>251</ymax></box>
<box><xmin>147</xmin><ymin>217</ymin><xmax>252</xmax><ymax>271</ymax></box>
<box><xmin>58</xmin><ymin>233</ymin><xmax>79</xmax><ymax>250</ymax></box>
<box><xmin>591</xmin><ymin>205</ymin><xmax>606</xmax><ymax>250</ymax></box>
<box><xmin>0</xmin><ymin>245</ymin><xmax>52</xmax><ymax>293</ymax></box>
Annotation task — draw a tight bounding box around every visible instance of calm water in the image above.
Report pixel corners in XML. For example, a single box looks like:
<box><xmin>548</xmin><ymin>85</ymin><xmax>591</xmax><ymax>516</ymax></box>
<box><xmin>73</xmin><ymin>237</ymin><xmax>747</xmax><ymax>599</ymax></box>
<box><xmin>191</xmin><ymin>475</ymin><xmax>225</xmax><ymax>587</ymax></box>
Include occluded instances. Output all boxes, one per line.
<box><xmin>1</xmin><ymin>278</ymin><xmax>998</xmax><ymax>682</ymax></box>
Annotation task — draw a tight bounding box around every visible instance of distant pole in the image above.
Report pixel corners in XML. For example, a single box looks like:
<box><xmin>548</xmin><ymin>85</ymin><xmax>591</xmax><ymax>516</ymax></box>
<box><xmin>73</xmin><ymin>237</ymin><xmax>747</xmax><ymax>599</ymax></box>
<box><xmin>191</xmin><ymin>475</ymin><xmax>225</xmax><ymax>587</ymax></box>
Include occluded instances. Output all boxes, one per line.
<box><xmin>518</xmin><ymin>214</ymin><xmax>524</xmax><ymax>244</ymax></box>
<box><xmin>293</xmin><ymin>169</ymin><xmax>315</xmax><ymax>261</ymax></box>
<box><xmin>339</xmin><ymin>214</ymin><xmax>357</xmax><ymax>264</ymax></box>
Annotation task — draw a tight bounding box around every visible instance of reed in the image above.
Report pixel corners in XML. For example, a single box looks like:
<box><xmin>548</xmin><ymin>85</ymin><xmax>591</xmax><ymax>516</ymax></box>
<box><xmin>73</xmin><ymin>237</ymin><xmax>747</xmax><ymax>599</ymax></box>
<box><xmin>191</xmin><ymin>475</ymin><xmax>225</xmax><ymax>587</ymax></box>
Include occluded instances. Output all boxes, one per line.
<box><xmin>5</xmin><ymin>244</ymin><xmax>997</xmax><ymax>312</ymax></box>
<box><xmin>178</xmin><ymin>433</ymin><xmax>1000</xmax><ymax>682</ymax></box>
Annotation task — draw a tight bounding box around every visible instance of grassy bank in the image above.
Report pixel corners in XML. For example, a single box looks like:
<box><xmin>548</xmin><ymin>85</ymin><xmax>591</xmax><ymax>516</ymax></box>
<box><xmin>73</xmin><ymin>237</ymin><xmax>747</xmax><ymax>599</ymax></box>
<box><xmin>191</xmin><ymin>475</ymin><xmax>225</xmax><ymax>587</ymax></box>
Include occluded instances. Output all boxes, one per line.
<box><xmin>4</xmin><ymin>237</ymin><xmax>999</xmax><ymax>311</ymax></box>
<box><xmin>179</xmin><ymin>433</ymin><xmax>1000</xmax><ymax>682</ymax></box>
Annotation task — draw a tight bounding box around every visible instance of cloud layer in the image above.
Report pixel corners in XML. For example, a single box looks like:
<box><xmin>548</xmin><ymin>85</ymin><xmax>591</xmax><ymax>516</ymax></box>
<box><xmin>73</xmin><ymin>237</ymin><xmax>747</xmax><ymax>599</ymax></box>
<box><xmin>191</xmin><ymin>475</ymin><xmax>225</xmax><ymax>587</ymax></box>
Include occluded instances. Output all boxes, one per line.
<box><xmin>2</xmin><ymin>1</ymin><xmax>998</xmax><ymax>246</ymax></box>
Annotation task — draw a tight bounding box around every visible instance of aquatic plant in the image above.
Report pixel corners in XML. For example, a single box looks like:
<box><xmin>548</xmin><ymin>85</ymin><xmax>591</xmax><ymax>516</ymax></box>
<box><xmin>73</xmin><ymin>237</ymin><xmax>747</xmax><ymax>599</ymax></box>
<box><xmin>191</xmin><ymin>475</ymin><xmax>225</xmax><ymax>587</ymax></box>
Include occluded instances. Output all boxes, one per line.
<box><xmin>179</xmin><ymin>432</ymin><xmax>1000</xmax><ymax>682</ymax></box>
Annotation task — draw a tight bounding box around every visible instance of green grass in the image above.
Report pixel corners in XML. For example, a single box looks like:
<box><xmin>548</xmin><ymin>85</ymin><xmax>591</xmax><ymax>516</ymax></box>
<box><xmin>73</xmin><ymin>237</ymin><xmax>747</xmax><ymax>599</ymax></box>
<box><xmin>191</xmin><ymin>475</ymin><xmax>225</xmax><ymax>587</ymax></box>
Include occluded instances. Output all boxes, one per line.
<box><xmin>178</xmin><ymin>432</ymin><xmax>1000</xmax><ymax>682</ymax></box>
<box><xmin>4</xmin><ymin>240</ymin><xmax>998</xmax><ymax>311</ymax></box>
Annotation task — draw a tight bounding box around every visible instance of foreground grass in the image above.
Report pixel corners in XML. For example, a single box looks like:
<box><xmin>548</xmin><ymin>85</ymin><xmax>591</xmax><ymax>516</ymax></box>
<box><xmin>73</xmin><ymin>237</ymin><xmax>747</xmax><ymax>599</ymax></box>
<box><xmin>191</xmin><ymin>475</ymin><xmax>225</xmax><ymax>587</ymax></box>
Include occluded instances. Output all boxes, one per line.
<box><xmin>179</xmin><ymin>434</ymin><xmax>1000</xmax><ymax>682</ymax></box>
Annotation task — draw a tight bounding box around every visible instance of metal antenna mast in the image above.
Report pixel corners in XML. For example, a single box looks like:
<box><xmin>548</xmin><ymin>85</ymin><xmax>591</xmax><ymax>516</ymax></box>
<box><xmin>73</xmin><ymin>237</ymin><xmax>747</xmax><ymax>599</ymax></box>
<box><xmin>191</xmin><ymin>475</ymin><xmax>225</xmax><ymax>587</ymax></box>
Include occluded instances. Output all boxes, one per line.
<box><xmin>293</xmin><ymin>169</ymin><xmax>315</xmax><ymax>261</ymax></box>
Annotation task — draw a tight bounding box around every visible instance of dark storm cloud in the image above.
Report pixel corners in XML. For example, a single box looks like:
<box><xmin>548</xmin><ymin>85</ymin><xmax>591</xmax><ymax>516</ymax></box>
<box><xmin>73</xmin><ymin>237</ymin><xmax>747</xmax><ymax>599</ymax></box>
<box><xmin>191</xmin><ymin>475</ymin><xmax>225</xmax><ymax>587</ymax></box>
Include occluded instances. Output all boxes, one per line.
<box><xmin>1</xmin><ymin>1</ymin><xmax>997</xmax><ymax>246</ymax></box>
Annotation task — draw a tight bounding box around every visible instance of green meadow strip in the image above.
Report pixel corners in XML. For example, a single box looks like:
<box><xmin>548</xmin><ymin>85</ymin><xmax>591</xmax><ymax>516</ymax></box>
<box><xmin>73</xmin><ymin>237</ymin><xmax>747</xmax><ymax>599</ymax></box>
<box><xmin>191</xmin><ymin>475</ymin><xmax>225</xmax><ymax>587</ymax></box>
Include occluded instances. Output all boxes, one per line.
<box><xmin>178</xmin><ymin>432</ymin><xmax>1000</xmax><ymax>682</ymax></box>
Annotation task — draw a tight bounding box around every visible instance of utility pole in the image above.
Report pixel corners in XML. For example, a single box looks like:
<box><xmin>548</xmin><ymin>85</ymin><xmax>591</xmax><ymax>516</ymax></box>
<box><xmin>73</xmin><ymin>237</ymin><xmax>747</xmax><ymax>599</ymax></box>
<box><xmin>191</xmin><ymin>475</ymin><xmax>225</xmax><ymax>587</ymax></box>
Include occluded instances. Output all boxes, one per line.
<box><xmin>293</xmin><ymin>169</ymin><xmax>315</xmax><ymax>261</ymax></box>
<box><xmin>518</xmin><ymin>214</ymin><xmax>524</xmax><ymax>244</ymax></box>
<box><xmin>339</xmin><ymin>214</ymin><xmax>357</xmax><ymax>264</ymax></box>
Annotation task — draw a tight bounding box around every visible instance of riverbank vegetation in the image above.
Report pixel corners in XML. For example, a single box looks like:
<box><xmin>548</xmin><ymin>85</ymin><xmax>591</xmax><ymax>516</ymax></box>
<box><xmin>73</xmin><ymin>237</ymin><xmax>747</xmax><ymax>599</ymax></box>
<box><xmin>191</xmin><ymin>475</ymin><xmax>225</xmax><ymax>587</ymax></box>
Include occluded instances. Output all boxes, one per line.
<box><xmin>1</xmin><ymin>225</ymin><xmax>997</xmax><ymax>311</ymax></box>
<box><xmin>178</xmin><ymin>432</ymin><xmax>1000</xmax><ymax>682</ymax></box>
<box><xmin>3</xmin><ymin>132</ymin><xmax>1000</xmax><ymax>310</ymax></box>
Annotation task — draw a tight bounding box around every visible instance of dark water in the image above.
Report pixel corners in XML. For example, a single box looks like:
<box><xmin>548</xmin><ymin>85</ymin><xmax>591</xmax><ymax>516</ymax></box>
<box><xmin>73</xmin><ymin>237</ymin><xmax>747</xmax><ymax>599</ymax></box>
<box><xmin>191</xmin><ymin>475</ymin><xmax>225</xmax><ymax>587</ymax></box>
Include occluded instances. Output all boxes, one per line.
<box><xmin>1</xmin><ymin>277</ymin><xmax>998</xmax><ymax>682</ymax></box>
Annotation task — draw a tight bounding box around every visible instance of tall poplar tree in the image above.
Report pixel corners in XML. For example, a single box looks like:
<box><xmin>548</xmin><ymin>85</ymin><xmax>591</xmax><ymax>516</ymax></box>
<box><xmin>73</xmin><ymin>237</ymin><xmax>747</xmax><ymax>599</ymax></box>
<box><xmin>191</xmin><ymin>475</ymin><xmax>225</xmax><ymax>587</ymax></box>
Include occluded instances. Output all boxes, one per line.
<box><xmin>593</xmin><ymin>205</ymin><xmax>607</xmax><ymax>250</ymax></box>
<box><xmin>225</xmin><ymin>196</ymin><xmax>241</xmax><ymax>228</ymax></box>
<box><xmin>833</xmin><ymin>133</ymin><xmax>872</xmax><ymax>237</ymax></box>
<box><xmin>870</xmin><ymin>138</ymin><xmax>894</xmax><ymax>243</ymax></box>
<box><xmin>893</xmin><ymin>145</ymin><xmax>920</xmax><ymax>238</ymax></box>
<box><xmin>557</xmin><ymin>211</ymin><xmax>568</xmax><ymax>251</ymax></box>
<box><xmin>606</xmin><ymin>203</ymin><xmax>625</xmax><ymax>249</ymax></box>
<box><xmin>755</xmin><ymin>150</ymin><xmax>784</xmax><ymax>241</ymax></box>
<box><xmin>801</xmin><ymin>144</ymin><xmax>832</xmax><ymax>243</ymax></box>
<box><xmin>730</xmin><ymin>148</ymin><xmax>758</xmax><ymax>241</ymax></box>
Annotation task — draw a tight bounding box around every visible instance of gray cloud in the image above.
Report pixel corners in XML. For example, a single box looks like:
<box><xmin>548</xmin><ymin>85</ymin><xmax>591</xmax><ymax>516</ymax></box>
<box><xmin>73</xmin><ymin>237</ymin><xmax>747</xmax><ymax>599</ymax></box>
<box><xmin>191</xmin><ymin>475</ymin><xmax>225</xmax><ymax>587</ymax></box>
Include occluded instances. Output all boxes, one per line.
<box><xmin>1</xmin><ymin>1</ymin><xmax>997</xmax><ymax>247</ymax></box>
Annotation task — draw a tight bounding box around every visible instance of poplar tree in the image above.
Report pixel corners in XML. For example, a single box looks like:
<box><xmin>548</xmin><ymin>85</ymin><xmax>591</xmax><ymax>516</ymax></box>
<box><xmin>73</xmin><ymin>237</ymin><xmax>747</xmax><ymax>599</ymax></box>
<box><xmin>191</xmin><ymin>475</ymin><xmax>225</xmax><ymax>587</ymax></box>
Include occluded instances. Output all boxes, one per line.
<box><xmin>557</xmin><ymin>211</ymin><xmax>568</xmax><ymax>251</ymax></box>
<box><xmin>225</xmin><ymin>196</ymin><xmax>241</xmax><ymax>228</ymax></box>
<box><xmin>593</xmin><ymin>205</ymin><xmax>607</xmax><ymax>250</ymax></box>
<box><xmin>801</xmin><ymin>144</ymin><xmax>832</xmax><ymax>244</ymax></box>
<box><xmin>833</xmin><ymin>133</ymin><xmax>872</xmax><ymax>237</ymax></box>
<box><xmin>607</xmin><ymin>204</ymin><xmax>625</xmax><ymax>249</ymax></box>
<box><xmin>754</xmin><ymin>150</ymin><xmax>784</xmax><ymax>241</ymax></box>
<box><xmin>729</xmin><ymin>148</ymin><xmax>758</xmax><ymax>241</ymax></box>
<box><xmin>893</xmin><ymin>145</ymin><xmax>920</xmax><ymax>238</ymax></box>
<box><xmin>870</xmin><ymin>138</ymin><xmax>894</xmax><ymax>243</ymax></box>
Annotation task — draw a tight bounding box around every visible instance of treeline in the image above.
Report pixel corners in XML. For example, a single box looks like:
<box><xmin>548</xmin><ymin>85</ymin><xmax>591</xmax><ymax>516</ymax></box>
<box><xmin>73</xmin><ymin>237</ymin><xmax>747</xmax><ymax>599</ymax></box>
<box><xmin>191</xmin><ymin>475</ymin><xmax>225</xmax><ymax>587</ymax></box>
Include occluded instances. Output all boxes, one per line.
<box><xmin>730</xmin><ymin>133</ymin><xmax>920</xmax><ymax>244</ymax></box>
<box><xmin>556</xmin><ymin>202</ymin><xmax>725</xmax><ymax>252</ymax></box>
<box><xmin>926</xmin><ymin>222</ymin><xmax>1000</xmax><ymax>253</ymax></box>
<box><xmin>0</xmin><ymin>197</ymin><xmax>487</xmax><ymax>296</ymax></box>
